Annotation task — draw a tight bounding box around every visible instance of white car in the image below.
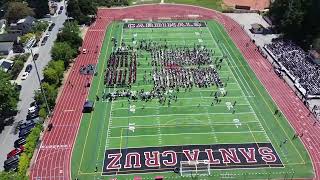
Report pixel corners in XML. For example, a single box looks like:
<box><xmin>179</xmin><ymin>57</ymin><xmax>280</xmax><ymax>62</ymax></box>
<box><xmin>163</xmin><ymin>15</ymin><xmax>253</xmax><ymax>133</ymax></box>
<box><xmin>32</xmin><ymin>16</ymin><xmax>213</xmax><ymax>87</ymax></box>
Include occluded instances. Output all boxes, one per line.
<box><xmin>21</xmin><ymin>72</ymin><xmax>29</xmax><ymax>80</ymax></box>
<box><xmin>82</xmin><ymin>49</ymin><xmax>87</xmax><ymax>54</ymax></box>
<box><xmin>28</xmin><ymin>106</ymin><xmax>38</xmax><ymax>114</ymax></box>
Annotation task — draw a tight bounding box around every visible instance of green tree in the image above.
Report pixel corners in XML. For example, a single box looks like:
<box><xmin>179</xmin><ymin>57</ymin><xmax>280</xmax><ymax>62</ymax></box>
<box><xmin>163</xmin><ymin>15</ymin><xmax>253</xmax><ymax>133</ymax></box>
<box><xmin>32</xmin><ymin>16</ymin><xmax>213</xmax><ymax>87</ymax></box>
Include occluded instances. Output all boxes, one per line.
<box><xmin>31</xmin><ymin>21</ymin><xmax>49</xmax><ymax>32</ymax></box>
<box><xmin>10</xmin><ymin>60</ymin><xmax>24</xmax><ymax>79</ymax></box>
<box><xmin>0</xmin><ymin>171</ymin><xmax>19</xmax><ymax>180</ymax></box>
<box><xmin>34</xmin><ymin>82</ymin><xmax>57</xmax><ymax>109</ymax></box>
<box><xmin>5</xmin><ymin>2</ymin><xmax>34</xmax><ymax>23</ymax></box>
<box><xmin>313</xmin><ymin>38</ymin><xmax>320</xmax><ymax>52</ymax></box>
<box><xmin>38</xmin><ymin>107</ymin><xmax>47</xmax><ymax>119</ymax></box>
<box><xmin>51</xmin><ymin>42</ymin><xmax>77</xmax><ymax>67</ymax></box>
<box><xmin>27</xmin><ymin>0</ymin><xmax>49</xmax><ymax>18</ymax></box>
<box><xmin>43</xmin><ymin>67</ymin><xmax>59</xmax><ymax>85</ymax></box>
<box><xmin>19</xmin><ymin>33</ymin><xmax>35</xmax><ymax>44</ymax></box>
<box><xmin>57</xmin><ymin>21</ymin><xmax>83</xmax><ymax>49</ymax></box>
<box><xmin>17</xmin><ymin>153</ymin><xmax>30</xmax><ymax>177</ymax></box>
<box><xmin>24</xmin><ymin>124</ymin><xmax>42</xmax><ymax>157</ymax></box>
<box><xmin>269</xmin><ymin>0</ymin><xmax>320</xmax><ymax>49</ymax></box>
<box><xmin>67</xmin><ymin>0</ymin><xmax>83</xmax><ymax>20</ymax></box>
<box><xmin>0</xmin><ymin>71</ymin><xmax>19</xmax><ymax>127</ymax></box>
<box><xmin>48</xmin><ymin>60</ymin><xmax>65</xmax><ymax>78</ymax></box>
<box><xmin>78</xmin><ymin>0</ymin><xmax>97</xmax><ymax>15</ymax></box>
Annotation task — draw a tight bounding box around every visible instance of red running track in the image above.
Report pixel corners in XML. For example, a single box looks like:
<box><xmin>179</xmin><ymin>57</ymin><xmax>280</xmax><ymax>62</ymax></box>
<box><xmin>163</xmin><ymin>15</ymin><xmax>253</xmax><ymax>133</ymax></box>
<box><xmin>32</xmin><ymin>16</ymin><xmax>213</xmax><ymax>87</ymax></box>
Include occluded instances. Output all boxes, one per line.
<box><xmin>30</xmin><ymin>4</ymin><xmax>320</xmax><ymax>180</ymax></box>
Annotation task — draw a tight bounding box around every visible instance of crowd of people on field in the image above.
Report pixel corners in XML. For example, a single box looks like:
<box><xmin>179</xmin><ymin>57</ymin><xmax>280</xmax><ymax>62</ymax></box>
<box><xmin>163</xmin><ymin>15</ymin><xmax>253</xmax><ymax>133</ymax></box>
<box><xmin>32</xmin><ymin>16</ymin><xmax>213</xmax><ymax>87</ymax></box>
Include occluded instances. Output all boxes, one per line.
<box><xmin>102</xmin><ymin>39</ymin><xmax>226</xmax><ymax>104</ymax></box>
<box><xmin>266</xmin><ymin>39</ymin><xmax>320</xmax><ymax>95</ymax></box>
<box><xmin>104</xmin><ymin>42</ymin><xmax>137</xmax><ymax>87</ymax></box>
<box><xmin>138</xmin><ymin>40</ymin><xmax>224</xmax><ymax>90</ymax></box>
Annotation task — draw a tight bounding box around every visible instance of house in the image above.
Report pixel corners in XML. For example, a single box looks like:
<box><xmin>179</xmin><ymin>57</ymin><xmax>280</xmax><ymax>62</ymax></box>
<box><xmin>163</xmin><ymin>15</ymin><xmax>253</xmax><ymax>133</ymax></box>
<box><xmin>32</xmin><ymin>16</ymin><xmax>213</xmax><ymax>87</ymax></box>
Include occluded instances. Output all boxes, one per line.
<box><xmin>0</xmin><ymin>33</ymin><xmax>20</xmax><ymax>55</ymax></box>
<box><xmin>9</xmin><ymin>16</ymin><xmax>35</xmax><ymax>35</ymax></box>
<box><xmin>0</xmin><ymin>59</ymin><xmax>13</xmax><ymax>72</ymax></box>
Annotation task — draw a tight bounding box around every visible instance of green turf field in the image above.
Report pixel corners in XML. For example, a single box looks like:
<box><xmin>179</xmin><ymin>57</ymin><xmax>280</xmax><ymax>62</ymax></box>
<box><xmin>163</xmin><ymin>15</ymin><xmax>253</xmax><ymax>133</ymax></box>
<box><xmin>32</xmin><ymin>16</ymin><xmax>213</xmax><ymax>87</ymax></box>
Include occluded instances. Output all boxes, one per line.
<box><xmin>71</xmin><ymin>20</ymin><xmax>314</xmax><ymax>179</ymax></box>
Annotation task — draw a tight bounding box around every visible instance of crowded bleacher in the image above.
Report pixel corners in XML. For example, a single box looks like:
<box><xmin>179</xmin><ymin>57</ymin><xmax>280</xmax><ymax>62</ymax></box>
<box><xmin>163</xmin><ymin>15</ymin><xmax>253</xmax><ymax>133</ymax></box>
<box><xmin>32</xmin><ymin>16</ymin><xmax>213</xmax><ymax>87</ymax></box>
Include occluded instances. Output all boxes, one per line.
<box><xmin>265</xmin><ymin>39</ymin><xmax>320</xmax><ymax>96</ymax></box>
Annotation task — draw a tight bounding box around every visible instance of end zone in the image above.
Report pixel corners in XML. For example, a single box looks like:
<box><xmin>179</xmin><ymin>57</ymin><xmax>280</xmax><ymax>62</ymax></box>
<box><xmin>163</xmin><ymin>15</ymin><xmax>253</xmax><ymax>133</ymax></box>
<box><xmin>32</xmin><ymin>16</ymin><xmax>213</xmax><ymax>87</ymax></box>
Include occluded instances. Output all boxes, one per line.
<box><xmin>102</xmin><ymin>143</ymin><xmax>283</xmax><ymax>175</ymax></box>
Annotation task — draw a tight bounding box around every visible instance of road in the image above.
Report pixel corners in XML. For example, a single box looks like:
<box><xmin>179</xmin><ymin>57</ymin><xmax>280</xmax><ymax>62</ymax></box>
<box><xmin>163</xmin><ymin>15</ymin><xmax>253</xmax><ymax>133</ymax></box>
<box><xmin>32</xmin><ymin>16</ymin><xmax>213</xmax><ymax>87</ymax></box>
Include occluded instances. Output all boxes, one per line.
<box><xmin>0</xmin><ymin>1</ymin><xmax>67</xmax><ymax>170</ymax></box>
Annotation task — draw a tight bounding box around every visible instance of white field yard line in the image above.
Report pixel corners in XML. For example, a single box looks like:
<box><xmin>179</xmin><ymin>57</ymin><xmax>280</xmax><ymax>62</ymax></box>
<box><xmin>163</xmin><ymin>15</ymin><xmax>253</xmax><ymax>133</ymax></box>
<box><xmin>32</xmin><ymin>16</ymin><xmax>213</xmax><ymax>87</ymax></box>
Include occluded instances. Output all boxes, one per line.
<box><xmin>210</xmin><ymin>27</ymin><xmax>272</xmax><ymax>142</ymax></box>
<box><xmin>112</xmin><ymin>111</ymin><xmax>255</xmax><ymax>119</ymax></box>
<box><xmin>206</xmin><ymin>24</ymin><xmax>271</xmax><ymax>144</ymax></box>
<box><xmin>156</xmin><ymin>105</ymin><xmax>162</xmax><ymax>145</ymax></box>
<box><xmin>104</xmin><ymin>30</ymin><xmax>120</xmax><ymax>149</ymax></box>
<box><xmin>108</xmin><ymin>131</ymin><xmax>267</xmax><ymax>139</ymax></box>
<box><xmin>110</xmin><ymin>120</ymin><xmax>261</xmax><ymax>128</ymax></box>
<box><xmin>199</xmin><ymin>89</ymin><xmax>218</xmax><ymax>143</ymax></box>
<box><xmin>207</xmin><ymin>24</ymin><xmax>255</xmax><ymax>97</ymax></box>
<box><xmin>112</xmin><ymin>103</ymin><xmax>250</xmax><ymax>110</ymax></box>
<box><xmin>211</xmin><ymin>24</ymin><xmax>270</xmax><ymax>142</ymax></box>
<box><xmin>221</xmin><ymin>43</ymin><xmax>255</xmax><ymax>97</ymax></box>
<box><xmin>205</xmin><ymin>25</ymin><xmax>254</xmax><ymax>98</ymax></box>
<box><xmin>221</xmin><ymin>49</ymin><xmax>270</xmax><ymax>142</ymax></box>
<box><xmin>115</xmin><ymin>96</ymin><xmax>251</xmax><ymax>103</ymax></box>
<box><xmin>214</xmin><ymin>23</ymin><xmax>293</xmax><ymax>166</ymax></box>
<box><xmin>96</xmin><ymin>88</ymin><xmax>112</xmax><ymax>163</ymax></box>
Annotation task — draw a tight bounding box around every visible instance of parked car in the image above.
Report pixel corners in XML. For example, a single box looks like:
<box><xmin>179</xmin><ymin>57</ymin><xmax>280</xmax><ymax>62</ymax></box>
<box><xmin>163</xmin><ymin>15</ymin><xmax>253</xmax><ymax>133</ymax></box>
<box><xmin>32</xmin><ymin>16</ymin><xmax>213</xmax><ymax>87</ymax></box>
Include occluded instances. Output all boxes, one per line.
<box><xmin>58</xmin><ymin>10</ymin><xmax>62</xmax><ymax>14</ymax></box>
<box><xmin>25</xmin><ymin>64</ymin><xmax>32</xmax><ymax>73</ymax></box>
<box><xmin>41</xmin><ymin>36</ymin><xmax>48</xmax><ymax>46</ymax></box>
<box><xmin>26</xmin><ymin>111</ymin><xmax>39</xmax><ymax>120</ymax></box>
<box><xmin>48</xmin><ymin>23</ymin><xmax>55</xmax><ymax>31</ymax></box>
<box><xmin>82</xmin><ymin>48</ymin><xmax>87</xmax><ymax>54</ymax></box>
<box><xmin>7</xmin><ymin>146</ymin><xmax>24</xmax><ymax>159</ymax></box>
<box><xmin>3</xmin><ymin>155</ymin><xmax>19</xmax><ymax>172</ymax></box>
<box><xmin>28</xmin><ymin>105</ymin><xmax>39</xmax><ymax>114</ymax></box>
<box><xmin>33</xmin><ymin>53</ymin><xmax>39</xmax><ymax>61</ymax></box>
<box><xmin>21</xmin><ymin>72</ymin><xmax>29</xmax><ymax>80</ymax></box>
<box><xmin>28</xmin><ymin>117</ymin><xmax>41</xmax><ymax>124</ymax></box>
<box><xmin>60</xmin><ymin>6</ymin><xmax>64</xmax><ymax>10</ymax></box>
<box><xmin>18</xmin><ymin>127</ymin><xmax>33</xmax><ymax>138</ymax></box>
<box><xmin>19</xmin><ymin>120</ymin><xmax>35</xmax><ymax>131</ymax></box>
<box><xmin>14</xmin><ymin>138</ymin><xmax>26</xmax><ymax>148</ymax></box>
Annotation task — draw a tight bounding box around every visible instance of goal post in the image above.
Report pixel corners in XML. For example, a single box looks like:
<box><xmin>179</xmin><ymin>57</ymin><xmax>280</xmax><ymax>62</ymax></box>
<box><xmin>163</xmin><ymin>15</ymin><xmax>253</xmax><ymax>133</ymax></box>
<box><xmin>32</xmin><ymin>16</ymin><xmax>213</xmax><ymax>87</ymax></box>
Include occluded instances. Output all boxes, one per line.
<box><xmin>180</xmin><ymin>160</ymin><xmax>210</xmax><ymax>177</ymax></box>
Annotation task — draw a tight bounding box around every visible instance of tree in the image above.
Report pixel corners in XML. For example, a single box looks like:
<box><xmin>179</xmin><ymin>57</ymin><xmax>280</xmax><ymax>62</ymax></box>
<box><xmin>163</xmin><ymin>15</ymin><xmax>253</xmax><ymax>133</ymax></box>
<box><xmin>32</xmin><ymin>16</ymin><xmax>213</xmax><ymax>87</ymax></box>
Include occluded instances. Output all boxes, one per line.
<box><xmin>78</xmin><ymin>0</ymin><xmax>97</xmax><ymax>16</ymax></box>
<box><xmin>48</xmin><ymin>60</ymin><xmax>65</xmax><ymax>78</ymax></box>
<box><xmin>10</xmin><ymin>60</ymin><xmax>24</xmax><ymax>79</ymax></box>
<box><xmin>34</xmin><ymin>82</ymin><xmax>57</xmax><ymax>109</ymax></box>
<box><xmin>57</xmin><ymin>21</ymin><xmax>83</xmax><ymax>49</ymax></box>
<box><xmin>269</xmin><ymin>0</ymin><xmax>320</xmax><ymax>49</ymax></box>
<box><xmin>51</xmin><ymin>42</ymin><xmax>77</xmax><ymax>67</ymax></box>
<box><xmin>27</xmin><ymin>0</ymin><xmax>49</xmax><ymax>18</ymax></box>
<box><xmin>67</xmin><ymin>0</ymin><xmax>96</xmax><ymax>25</ymax></box>
<box><xmin>17</xmin><ymin>153</ymin><xmax>30</xmax><ymax>177</ymax></box>
<box><xmin>67</xmin><ymin>0</ymin><xmax>83</xmax><ymax>20</ymax></box>
<box><xmin>31</xmin><ymin>21</ymin><xmax>49</xmax><ymax>32</ymax></box>
<box><xmin>5</xmin><ymin>2</ymin><xmax>34</xmax><ymax>23</ymax></box>
<box><xmin>313</xmin><ymin>38</ymin><xmax>320</xmax><ymax>52</ymax></box>
<box><xmin>19</xmin><ymin>33</ymin><xmax>35</xmax><ymax>44</ymax></box>
<box><xmin>0</xmin><ymin>71</ymin><xmax>19</xmax><ymax>127</ymax></box>
<box><xmin>0</xmin><ymin>171</ymin><xmax>19</xmax><ymax>180</ymax></box>
<box><xmin>43</xmin><ymin>67</ymin><xmax>59</xmax><ymax>85</ymax></box>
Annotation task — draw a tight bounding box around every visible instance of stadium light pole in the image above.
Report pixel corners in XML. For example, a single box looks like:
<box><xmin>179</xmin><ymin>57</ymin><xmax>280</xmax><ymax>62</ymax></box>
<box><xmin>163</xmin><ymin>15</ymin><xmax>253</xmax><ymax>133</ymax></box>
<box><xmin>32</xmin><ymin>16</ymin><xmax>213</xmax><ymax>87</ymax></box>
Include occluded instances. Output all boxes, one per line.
<box><xmin>28</xmin><ymin>47</ymin><xmax>51</xmax><ymax>116</ymax></box>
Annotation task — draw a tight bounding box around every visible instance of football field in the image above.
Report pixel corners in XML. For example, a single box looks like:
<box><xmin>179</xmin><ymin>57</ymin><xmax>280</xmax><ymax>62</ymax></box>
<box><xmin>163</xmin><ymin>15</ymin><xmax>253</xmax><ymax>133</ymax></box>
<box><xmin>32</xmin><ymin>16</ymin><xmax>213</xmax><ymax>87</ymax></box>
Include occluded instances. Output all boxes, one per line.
<box><xmin>71</xmin><ymin>20</ymin><xmax>313</xmax><ymax>179</ymax></box>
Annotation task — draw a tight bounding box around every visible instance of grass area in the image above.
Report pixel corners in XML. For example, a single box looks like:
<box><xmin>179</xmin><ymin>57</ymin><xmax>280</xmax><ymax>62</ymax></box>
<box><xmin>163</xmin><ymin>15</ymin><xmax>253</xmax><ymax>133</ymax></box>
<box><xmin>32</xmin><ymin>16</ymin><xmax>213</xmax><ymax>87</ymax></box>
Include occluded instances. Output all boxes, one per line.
<box><xmin>165</xmin><ymin>0</ymin><xmax>224</xmax><ymax>11</ymax></box>
<box><xmin>130</xmin><ymin>0</ymin><xmax>162</xmax><ymax>5</ymax></box>
<box><xmin>128</xmin><ymin>0</ymin><xmax>224</xmax><ymax>11</ymax></box>
<box><xmin>71</xmin><ymin>20</ymin><xmax>314</xmax><ymax>180</ymax></box>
